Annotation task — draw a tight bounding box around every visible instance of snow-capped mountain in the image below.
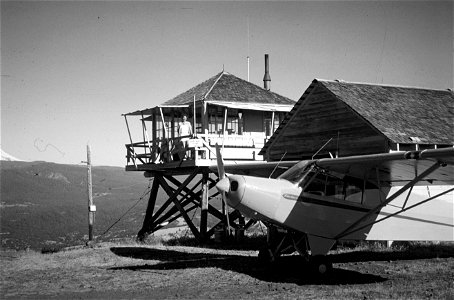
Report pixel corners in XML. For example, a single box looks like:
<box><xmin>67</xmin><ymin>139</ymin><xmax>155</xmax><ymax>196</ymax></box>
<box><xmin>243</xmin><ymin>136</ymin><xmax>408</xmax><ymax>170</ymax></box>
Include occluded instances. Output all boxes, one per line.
<box><xmin>1</xmin><ymin>149</ymin><xmax>23</xmax><ymax>161</ymax></box>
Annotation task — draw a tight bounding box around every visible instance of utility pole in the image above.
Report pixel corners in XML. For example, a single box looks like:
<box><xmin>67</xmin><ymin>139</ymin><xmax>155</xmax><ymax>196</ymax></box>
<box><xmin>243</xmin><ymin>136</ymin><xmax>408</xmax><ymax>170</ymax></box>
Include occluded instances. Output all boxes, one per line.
<box><xmin>86</xmin><ymin>144</ymin><xmax>96</xmax><ymax>241</ymax></box>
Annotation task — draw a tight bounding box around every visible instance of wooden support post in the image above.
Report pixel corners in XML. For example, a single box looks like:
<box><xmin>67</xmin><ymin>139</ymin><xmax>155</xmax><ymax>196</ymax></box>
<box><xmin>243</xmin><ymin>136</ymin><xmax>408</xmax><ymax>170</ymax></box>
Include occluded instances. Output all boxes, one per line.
<box><xmin>200</xmin><ymin>169</ymin><xmax>209</xmax><ymax>240</ymax></box>
<box><xmin>238</xmin><ymin>111</ymin><xmax>243</xmax><ymax>135</ymax></box>
<box><xmin>244</xmin><ymin>219</ymin><xmax>257</xmax><ymax>230</ymax></box>
<box><xmin>193</xmin><ymin>94</ymin><xmax>196</xmax><ymax>136</ymax></box>
<box><xmin>222</xmin><ymin>107</ymin><xmax>228</xmax><ymax>151</ymax></box>
<box><xmin>86</xmin><ymin>145</ymin><xmax>95</xmax><ymax>241</ymax></box>
<box><xmin>124</xmin><ymin>115</ymin><xmax>137</xmax><ymax>168</ymax></box>
<box><xmin>171</xmin><ymin>110</ymin><xmax>175</xmax><ymax>140</ymax></box>
<box><xmin>137</xmin><ymin>177</ymin><xmax>160</xmax><ymax>240</ymax></box>
<box><xmin>152</xmin><ymin>111</ymin><xmax>157</xmax><ymax>163</ymax></box>
<box><xmin>202</xmin><ymin>101</ymin><xmax>208</xmax><ymax>134</ymax></box>
<box><xmin>141</xmin><ymin>113</ymin><xmax>147</xmax><ymax>157</ymax></box>
<box><xmin>159</xmin><ymin>107</ymin><xmax>168</xmax><ymax>138</ymax></box>
<box><xmin>142</xmin><ymin>114</ymin><xmax>153</xmax><ymax>160</ymax></box>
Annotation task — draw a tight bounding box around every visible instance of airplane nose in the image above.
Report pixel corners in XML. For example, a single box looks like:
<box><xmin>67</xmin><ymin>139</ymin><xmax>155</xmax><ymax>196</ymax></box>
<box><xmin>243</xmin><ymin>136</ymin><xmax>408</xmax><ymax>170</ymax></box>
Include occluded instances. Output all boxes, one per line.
<box><xmin>216</xmin><ymin>177</ymin><xmax>230</xmax><ymax>193</ymax></box>
<box><xmin>217</xmin><ymin>175</ymin><xmax>245</xmax><ymax>208</ymax></box>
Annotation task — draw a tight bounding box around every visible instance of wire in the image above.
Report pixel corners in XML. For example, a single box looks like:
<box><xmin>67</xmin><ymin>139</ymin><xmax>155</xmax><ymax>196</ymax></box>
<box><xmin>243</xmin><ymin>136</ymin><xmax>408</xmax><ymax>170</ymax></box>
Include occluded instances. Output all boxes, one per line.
<box><xmin>183</xmin><ymin>207</ymin><xmax>199</xmax><ymax>239</ymax></box>
<box><xmin>99</xmin><ymin>179</ymin><xmax>153</xmax><ymax>237</ymax></box>
<box><xmin>269</xmin><ymin>151</ymin><xmax>287</xmax><ymax>178</ymax></box>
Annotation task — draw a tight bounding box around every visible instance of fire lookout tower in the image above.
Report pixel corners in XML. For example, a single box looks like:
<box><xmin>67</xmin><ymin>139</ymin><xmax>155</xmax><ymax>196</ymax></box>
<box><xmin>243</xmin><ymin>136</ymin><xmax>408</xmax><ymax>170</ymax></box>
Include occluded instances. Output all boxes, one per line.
<box><xmin>123</xmin><ymin>57</ymin><xmax>296</xmax><ymax>241</ymax></box>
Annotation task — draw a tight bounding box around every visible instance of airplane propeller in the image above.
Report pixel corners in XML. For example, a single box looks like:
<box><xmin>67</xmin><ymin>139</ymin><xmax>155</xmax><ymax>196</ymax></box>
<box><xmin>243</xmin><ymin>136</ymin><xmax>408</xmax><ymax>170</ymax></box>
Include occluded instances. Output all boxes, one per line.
<box><xmin>215</xmin><ymin>143</ymin><xmax>232</xmax><ymax>236</ymax></box>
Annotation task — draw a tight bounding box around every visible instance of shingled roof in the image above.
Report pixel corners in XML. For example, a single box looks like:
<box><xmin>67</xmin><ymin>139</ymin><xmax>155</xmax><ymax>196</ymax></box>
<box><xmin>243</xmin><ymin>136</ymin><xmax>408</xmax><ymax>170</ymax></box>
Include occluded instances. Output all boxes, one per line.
<box><xmin>261</xmin><ymin>79</ymin><xmax>454</xmax><ymax>157</ymax></box>
<box><xmin>320</xmin><ymin>80</ymin><xmax>454</xmax><ymax>144</ymax></box>
<box><xmin>124</xmin><ymin>71</ymin><xmax>295</xmax><ymax>116</ymax></box>
<box><xmin>161</xmin><ymin>71</ymin><xmax>295</xmax><ymax>106</ymax></box>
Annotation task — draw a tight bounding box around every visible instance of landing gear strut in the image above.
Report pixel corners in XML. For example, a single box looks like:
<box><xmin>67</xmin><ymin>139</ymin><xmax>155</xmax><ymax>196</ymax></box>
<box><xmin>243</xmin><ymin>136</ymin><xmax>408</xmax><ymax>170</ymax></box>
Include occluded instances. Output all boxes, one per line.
<box><xmin>258</xmin><ymin>224</ymin><xmax>333</xmax><ymax>276</ymax></box>
<box><xmin>258</xmin><ymin>225</ymin><xmax>306</xmax><ymax>264</ymax></box>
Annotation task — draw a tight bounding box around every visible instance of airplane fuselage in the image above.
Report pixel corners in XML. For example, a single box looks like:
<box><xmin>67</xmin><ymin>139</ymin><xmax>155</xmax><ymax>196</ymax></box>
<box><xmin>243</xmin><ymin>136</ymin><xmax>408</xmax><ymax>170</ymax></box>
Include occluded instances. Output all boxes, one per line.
<box><xmin>221</xmin><ymin>174</ymin><xmax>453</xmax><ymax>243</ymax></box>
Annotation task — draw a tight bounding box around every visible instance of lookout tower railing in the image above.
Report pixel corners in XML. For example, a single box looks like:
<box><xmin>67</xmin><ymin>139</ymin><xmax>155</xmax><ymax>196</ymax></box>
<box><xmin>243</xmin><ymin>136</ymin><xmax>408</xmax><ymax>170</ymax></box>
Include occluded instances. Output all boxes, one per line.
<box><xmin>125</xmin><ymin>133</ymin><xmax>268</xmax><ymax>169</ymax></box>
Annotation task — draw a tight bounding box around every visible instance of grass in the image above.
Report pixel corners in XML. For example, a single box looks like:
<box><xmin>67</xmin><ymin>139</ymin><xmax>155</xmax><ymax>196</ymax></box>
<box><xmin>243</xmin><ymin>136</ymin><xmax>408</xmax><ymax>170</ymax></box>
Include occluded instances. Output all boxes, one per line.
<box><xmin>139</xmin><ymin>227</ymin><xmax>454</xmax><ymax>260</ymax></box>
<box><xmin>163</xmin><ymin>231</ymin><xmax>267</xmax><ymax>250</ymax></box>
<box><xmin>2</xmin><ymin>234</ymin><xmax>453</xmax><ymax>299</ymax></box>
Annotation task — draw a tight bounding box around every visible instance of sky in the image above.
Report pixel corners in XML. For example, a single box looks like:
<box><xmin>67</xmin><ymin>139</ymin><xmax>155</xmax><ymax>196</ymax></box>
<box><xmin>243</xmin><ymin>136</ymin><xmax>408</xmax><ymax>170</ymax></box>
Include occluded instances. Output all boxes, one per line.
<box><xmin>1</xmin><ymin>1</ymin><xmax>452</xmax><ymax>167</ymax></box>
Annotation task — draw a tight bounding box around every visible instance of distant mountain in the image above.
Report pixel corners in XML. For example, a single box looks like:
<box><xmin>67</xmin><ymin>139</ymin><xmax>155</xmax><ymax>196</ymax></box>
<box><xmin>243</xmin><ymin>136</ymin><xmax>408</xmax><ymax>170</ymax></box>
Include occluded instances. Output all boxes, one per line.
<box><xmin>0</xmin><ymin>160</ymin><xmax>161</xmax><ymax>250</ymax></box>
<box><xmin>1</xmin><ymin>149</ymin><xmax>23</xmax><ymax>161</ymax></box>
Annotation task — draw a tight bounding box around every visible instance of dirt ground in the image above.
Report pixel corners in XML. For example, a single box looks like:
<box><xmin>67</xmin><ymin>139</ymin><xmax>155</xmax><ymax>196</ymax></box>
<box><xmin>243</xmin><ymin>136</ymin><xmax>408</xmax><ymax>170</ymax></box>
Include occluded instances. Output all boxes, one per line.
<box><xmin>1</xmin><ymin>238</ymin><xmax>453</xmax><ymax>299</ymax></box>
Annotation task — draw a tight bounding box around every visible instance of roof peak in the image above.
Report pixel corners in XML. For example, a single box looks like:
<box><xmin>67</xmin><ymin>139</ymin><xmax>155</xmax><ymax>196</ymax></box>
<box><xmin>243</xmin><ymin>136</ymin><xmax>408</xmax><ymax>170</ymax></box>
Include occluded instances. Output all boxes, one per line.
<box><xmin>315</xmin><ymin>78</ymin><xmax>450</xmax><ymax>92</ymax></box>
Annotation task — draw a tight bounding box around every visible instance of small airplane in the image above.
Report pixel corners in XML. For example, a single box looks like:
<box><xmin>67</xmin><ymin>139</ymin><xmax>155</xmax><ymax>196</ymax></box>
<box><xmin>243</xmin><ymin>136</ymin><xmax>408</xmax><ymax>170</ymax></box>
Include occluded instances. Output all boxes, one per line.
<box><xmin>215</xmin><ymin>146</ymin><xmax>454</xmax><ymax>275</ymax></box>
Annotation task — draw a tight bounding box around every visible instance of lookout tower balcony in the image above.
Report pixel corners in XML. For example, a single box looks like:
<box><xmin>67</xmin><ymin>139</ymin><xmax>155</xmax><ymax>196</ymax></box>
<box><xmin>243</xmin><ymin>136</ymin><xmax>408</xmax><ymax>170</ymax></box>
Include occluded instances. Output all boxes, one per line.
<box><xmin>123</xmin><ymin>103</ymin><xmax>292</xmax><ymax>171</ymax></box>
<box><xmin>122</xmin><ymin>71</ymin><xmax>295</xmax><ymax>172</ymax></box>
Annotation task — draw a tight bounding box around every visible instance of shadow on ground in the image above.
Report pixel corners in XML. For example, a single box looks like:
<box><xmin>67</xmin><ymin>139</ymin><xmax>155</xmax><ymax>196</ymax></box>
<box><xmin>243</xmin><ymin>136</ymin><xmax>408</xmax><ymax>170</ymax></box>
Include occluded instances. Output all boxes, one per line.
<box><xmin>331</xmin><ymin>244</ymin><xmax>454</xmax><ymax>264</ymax></box>
<box><xmin>110</xmin><ymin>247</ymin><xmax>386</xmax><ymax>285</ymax></box>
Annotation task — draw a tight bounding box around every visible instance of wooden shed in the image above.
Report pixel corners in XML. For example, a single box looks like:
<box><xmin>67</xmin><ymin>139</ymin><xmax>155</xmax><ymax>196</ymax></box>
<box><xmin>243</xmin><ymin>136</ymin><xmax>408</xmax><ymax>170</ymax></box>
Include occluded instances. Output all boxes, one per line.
<box><xmin>260</xmin><ymin>79</ymin><xmax>454</xmax><ymax>161</ymax></box>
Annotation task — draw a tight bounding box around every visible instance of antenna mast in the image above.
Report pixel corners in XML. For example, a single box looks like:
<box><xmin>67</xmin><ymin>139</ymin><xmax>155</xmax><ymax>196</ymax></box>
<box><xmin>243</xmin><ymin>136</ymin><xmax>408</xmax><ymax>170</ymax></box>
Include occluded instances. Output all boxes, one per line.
<box><xmin>312</xmin><ymin>137</ymin><xmax>333</xmax><ymax>160</ymax></box>
<box><xmin>247</xmin><ymin>16</ymin><xmax>250</xmax><ymax>82</ymax></box>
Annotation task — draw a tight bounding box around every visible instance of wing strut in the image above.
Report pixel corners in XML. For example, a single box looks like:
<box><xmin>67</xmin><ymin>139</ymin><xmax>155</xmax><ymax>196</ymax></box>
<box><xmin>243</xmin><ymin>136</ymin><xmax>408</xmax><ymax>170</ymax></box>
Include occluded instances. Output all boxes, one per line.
<box><xmin>336</xmin><ymin>187</ymin><xmax>454</xmax><ymax>239</ymax></box>
<box><xmin>334</xmin><ymin>161</ymin><xmax>442</xmax><ymax>240</ymax></box>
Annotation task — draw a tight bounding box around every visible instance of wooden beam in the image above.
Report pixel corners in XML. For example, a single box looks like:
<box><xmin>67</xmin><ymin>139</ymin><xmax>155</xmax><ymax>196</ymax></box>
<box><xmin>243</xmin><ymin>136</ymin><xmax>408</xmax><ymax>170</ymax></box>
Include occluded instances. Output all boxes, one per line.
<box><xmin>244</xmin><ymin>219</ymin><xmax>257</xmax><ymax>230</ymax></box>
<box><xmin>165</xmin><ymin>174</ymin><xmax>227</xmax><ymax>226</ymax></box>
<box><xmin>124</xmin><ymin>115</ymin><xmax>137</xmax><ymax>168</ymax></box>
<box><xmin>163</xmin><ymin>202</ymin><xmax>200</xmax><ymax>227</ymax></box>
<box><xmin>202</xmin><ymin>101</ymin><xmax>208</xmax><ymax>134</ymax></box>
<box><xmin>157</xmin><ymin>169</ymin><xmax>202</xmax><ymax>240</ymax></box>
<box><xmin>141</xmin><ymin>113</ymin><xmax>153</xmax><ymax>161</ymax></box>
<box><xmin>152</xmin><ymin>111</ymin><xmax>157</xmax><ymax>163</ymax></box>
<box><xmin>86</xmin><ymin>145</ymin><xmax>94</xmax><ymax>241</ymax></box>
<box><xmin>160</xmin><ymin>175</ymin><xmax>229</xmax><ymax>223</ymax></box>
<box><xmin>145</xmin><ymin>173</ymin><xmax>198</xmax><ymax>230</ymax></box>
<box><xmin>151</xmin><ymin>177</ymin><xmax>203</xmax><ymax>227</ymax></box>
<box><xmin>171</xmin><ymin>110</ymin><xmax>175</xmax><ymax>140</ymax></box>
<box><xmin>138</xmin><ymin>168</ymin><xmax>240</xmax><ymax>241</ymax></box>
<box><xmin>137</xmin><ymin>177</ymin><xmax>160</xmax><ymax>240</ymax></box>
<box><xmin>193</xmin><ymin>94</ymin><xmax>196</xmax><ymax>136</ymax></box>
<box><xmin>160</xmin><ymin>107</ymin><xmax>169</xmax><ymax>139</ymax></box>
<box><xmin>206</xmin><ymin>209</ymin><xmax>242</xmax><ymax>238</ymax></box>
<box><xmin>141</xmin><ymin>112</ymin><xmax>147</xmax><ymax>157</ymax></box>
<box><xmin>222</xmin><ymin>107</ymin><xmax>228</xmax><ymax>151</ymax></box>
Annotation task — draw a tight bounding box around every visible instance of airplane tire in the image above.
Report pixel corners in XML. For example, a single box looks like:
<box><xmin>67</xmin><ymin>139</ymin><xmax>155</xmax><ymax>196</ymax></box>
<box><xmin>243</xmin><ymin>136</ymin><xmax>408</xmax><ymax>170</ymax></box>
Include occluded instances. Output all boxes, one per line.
<box><xmin>258</xmin><ymin>247</ymin><xmax>275</xmax><ymax>264</ymax></box>
<box><xmin>311</xmin><ymin>255</ymin><xmax>332</xmax><ymax>276</ymax></box>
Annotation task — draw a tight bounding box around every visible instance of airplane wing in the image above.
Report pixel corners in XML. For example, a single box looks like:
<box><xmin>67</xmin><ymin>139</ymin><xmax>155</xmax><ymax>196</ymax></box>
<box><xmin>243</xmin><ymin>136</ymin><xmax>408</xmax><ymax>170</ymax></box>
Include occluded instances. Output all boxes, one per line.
<box><xmin>315</xmin><ymin>147</ymin><xmax>454</xmax><ymax>186</ymax></box>
<box><xmin>209</xmin><ymin>160</ymin><xmax>299</xmax><ymax>178</ymax></box>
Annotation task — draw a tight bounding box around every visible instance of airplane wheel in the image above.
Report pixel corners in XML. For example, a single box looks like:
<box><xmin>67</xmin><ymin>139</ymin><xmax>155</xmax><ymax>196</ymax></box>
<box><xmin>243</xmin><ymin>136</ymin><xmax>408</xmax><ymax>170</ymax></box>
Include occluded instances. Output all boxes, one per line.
<box><xmin>258</xmin><ymin>247</ymin><xmax>276</xmax><ymax>264</ymax></box>
<box><xmin>311</xmin><ymin>255</ymin><xmax>332</xmax><ymax>276</ymax></box>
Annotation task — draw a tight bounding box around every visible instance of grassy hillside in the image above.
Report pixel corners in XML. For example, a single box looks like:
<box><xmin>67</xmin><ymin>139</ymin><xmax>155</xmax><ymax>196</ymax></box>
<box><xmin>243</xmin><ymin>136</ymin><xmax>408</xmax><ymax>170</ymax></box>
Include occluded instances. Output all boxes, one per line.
<box><xmin>0</xmin><ymin>161</ymin><xmax>161</xmax><ymax>250</ymax></box>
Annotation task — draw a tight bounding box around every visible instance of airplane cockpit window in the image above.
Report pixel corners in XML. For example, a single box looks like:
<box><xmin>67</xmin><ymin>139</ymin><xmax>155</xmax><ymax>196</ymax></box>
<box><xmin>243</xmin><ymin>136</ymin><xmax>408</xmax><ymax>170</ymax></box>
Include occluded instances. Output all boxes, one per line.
<box><xmin>324</xmin><ymin>174</ymin><xmax>345</xmax><ymax>199</ymax></box>
<box><xmin>279</xmin><ymin>161</ymin><xmax>314</xmax><ymax>184</ymax></box>
<box><xmin>300</xmin><ymin>172</ymin><xmax>325</xmax><ymax>195</ymax></box>
<box><xmin>300</xmin><ymin>170</ymin><xmax>377</xmax><ymax>203</ymax></box>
